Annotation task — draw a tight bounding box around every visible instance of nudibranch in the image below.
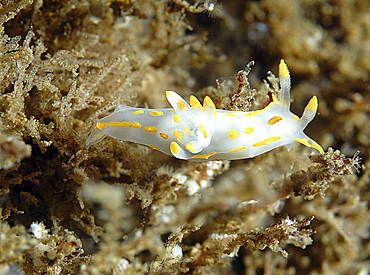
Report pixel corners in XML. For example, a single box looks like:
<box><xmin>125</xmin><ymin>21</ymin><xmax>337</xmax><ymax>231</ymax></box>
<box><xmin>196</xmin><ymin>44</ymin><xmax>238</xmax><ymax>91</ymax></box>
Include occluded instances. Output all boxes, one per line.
<box><xmin>86</xmin><ymin>60</ymin><xmax>324</xmax><ymax>161</ymax></box>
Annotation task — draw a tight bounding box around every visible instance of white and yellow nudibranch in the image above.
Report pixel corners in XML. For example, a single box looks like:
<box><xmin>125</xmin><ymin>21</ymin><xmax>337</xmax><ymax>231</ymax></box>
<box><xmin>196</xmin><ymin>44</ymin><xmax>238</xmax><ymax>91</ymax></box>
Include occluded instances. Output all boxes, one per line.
<box><xmin>86</xmin><ymin>60</ymin><xmax>324</xmax><ymax>161</ymax></box>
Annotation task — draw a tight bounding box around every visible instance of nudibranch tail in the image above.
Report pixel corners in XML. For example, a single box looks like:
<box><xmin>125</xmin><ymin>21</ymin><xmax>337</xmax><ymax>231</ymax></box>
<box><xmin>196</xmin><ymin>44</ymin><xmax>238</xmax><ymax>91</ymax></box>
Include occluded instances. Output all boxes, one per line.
<box><xmin>86</xmin><ymin>128</ymin><xmax>106</xmax><ymax>145</ymax></box>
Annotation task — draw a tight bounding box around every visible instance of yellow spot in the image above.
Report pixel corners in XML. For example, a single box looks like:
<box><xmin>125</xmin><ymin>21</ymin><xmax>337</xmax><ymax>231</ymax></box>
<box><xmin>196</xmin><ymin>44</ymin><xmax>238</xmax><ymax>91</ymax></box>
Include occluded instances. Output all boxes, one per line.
<box><xmin>198</xmin><ymin>125</ymin><xmax>209</xmax><ymax>139</ymax></box>
<box><xmin>160</xmin><ymin>133</ymin><xmax>169</xmax><ymax>139</ymax></box>
<box><xmin>307</xmin><ymin>96</ymin><xmax>318</xmax><ymax>111</ymax></box>
<box><xmin>177</xmin><ymin>100</ymin><xmax>187</xmax><ymax>111</ymax></box>
<box><xmin>293</xmin><ymin>114</ymin><xmax>300</xmax><ymax>120</ymax></box>
<box><xmin>225</xmin><ymin>113</ymin><xmax>237</xmax><ymax>117</ymax></box>
<box><xmin>170</xmin><ymin>110</ymin><xmax>175</xmax><ymax>112</ymax></box>
<box><xmin>110</xmin><ymin>122</ymin><xmax>141</xmax><ymax>128</ymax></box>
<box><xmin>148</xmin><ymin>144</ymin><xmax>160</xmax><ymax>151</ymax></box>
<box><xmin>292</xmin><ymin>138</ymin><xmax>311</xmax><ymax>148</ymax></box>
<box><xmin>228</xmin><ymin>130</ymin><xmax>239</xmax><ymax>139</ymax></box>
<box><xmin>173</xmin><ymin>115</ymin><xmax>181</xmax><ymax>123</ymax></box>
<box><xmin>185</xmin><ymin>142</ymin><xmax>196</xmax><ymax>153</ymax></box>
<box><xmin>190</xmin><ymin>95</ymin><xmax>202</xmax><ymax>108</ymax></box>
<box><xmin>170</xmin><ymin>142</ymin><xmax>180</xmax><ymax>154</ymax></box>
<box><xmin>279</xmin><ymin>59</ymin><xmax>290</xmax><ymax>78</ymax></box>
<box><xmin>173</xmin><ymin>130</ymin><xmax>184</xmax><ymax>141</ymax></box>
<box><xmin>144</xmin><ymin>126</ymin><xmax>158</xmax><ymax>133</ymax></box>
<box><xmin>244</xmin><ymin>127</ymin><xmax>254</xmax><ymax>134</ymax></box>
<box><xmin>191</xmin><ymin>152</ymin><xmax>218</xmax><ymax>159</ymax></box>
<box><xmin>97</xmin><ymin>121</ymin><xmax>141</xmax><ymax>130</ymax></box>
<box><xmin>149</xmin><ymin>111</ymin><xmax>164</xmax><ymax>116</ymax></box>
<box><xmin>184</xmin><ymin>127</ymin><xmax>190</xmax><ymax>133</ymax></box>
<box><xmin>132</xmin><ymin>110</ymin><xmax>144</xmax><ymax>114</ymax></box>
<box><xmin>228</xmin><ymin>146</ymin><xmax>247</xmax><ymax>152</ymax></box>
<box><xmin>267</xmin><ymin>115</ymin><xmax>283</xmax><ymax>125</ymax></box>
<box><xmin>310</xmin><ymin>140</ymin><xmax>324</xmax><ymax>154</ymax></box>
<box><xmin>253</xmin><ymin>136</ymin><xmax>282</xmax><ymax>147</ymax></box>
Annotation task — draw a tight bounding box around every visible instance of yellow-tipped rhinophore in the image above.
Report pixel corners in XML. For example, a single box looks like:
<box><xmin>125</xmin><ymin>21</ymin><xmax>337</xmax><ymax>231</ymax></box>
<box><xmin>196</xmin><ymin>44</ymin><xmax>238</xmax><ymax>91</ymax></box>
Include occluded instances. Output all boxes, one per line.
<box><xmin>279</xmin><ymin>59</ymin><xmax>290</xmax><ymax>79</ymax></box>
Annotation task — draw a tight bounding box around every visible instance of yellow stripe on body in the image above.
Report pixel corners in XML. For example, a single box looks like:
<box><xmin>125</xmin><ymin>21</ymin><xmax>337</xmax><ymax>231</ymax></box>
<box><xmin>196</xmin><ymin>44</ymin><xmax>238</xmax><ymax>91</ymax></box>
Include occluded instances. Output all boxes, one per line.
<box><xmin>97</xmin><ymin>121</ymin><xmax>141</xmax><ymax>130</ymax></box>
<box><xmin>148</xmin><ymin>144</ymin><xmax>160</xmax><ymax>151</ymax></box>
<box><xmin>191</xmin><ymin>152</ymin><xmax>218</xmax><ymax>159</ymax></box>
<box><xmin>228</xmin><ymin>146</ymin><xmax>247</xmax><ymax>152</ymax></box>
<box><xmin>252</xmin><ymin>136</ymin><xmax>282</xmax><ymax>147</ymax></box>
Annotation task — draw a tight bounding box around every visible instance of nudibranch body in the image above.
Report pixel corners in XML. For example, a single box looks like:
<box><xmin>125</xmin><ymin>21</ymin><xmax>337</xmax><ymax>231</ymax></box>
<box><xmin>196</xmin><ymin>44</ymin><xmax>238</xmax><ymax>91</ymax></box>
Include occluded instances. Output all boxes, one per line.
<box><xmin>86</xmin><ymin>60</ymin><xmax>324</xmax><ymax>161</ymax></box>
